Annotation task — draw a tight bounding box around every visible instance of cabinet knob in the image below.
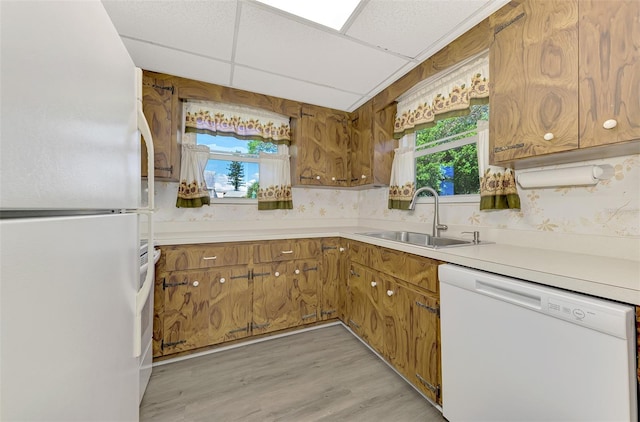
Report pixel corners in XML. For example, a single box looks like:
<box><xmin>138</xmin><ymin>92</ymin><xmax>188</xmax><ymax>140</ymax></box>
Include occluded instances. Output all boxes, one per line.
<box><xmin>543</xmin><ymin>132</ymin><xmax>554</xmax><ymax>141</ymax></box>
<box><xmin>371</xmin><ymin>281</ymin><xmax>377</xmax><ymax>287</ymax></box>
<box><xmin>192</xmin><ymin>281</ymin><xmax>199</xmax><ymax>287</ymax></box>
<box><xmin>274</xmin><ymin>271</ymin><xmax>280</xmax><ymax>277</ymax></box>
<box><xmin>339</xmin><ymin>247</ymin><xmax>345</xmax><ymax>252</ymax></box>
<box><xmin>219</xmin><ymin>278</ymin><xmax>225</xmax><ymax>284</ymax></box>
<box><xmin>603</xmin><ymin>119</ymin><xmax>618</xmax><ymax>129</ymax></box>
<box><xmin>294</xmin><ymin>269</ymin><xmax>300</xmax><ymax>275</ymax></box>
<box><xmin>331</xmin><ymin>177</ymin><xmax>336</xmax><ymax>181</ymax></box>
<box><xmin>316</xmin><ymin>175</ymin><xmax>321</xmax><ymax>180</ymax></box>
<box><xmin>387</xmin><ymin>290</ymin><xmax>394</xmax><ymax>297</ymax></box>
<box><xmin>361</xmin><ymin>174</ymin><xmax>366</xmax><ymax>179</ymax></box>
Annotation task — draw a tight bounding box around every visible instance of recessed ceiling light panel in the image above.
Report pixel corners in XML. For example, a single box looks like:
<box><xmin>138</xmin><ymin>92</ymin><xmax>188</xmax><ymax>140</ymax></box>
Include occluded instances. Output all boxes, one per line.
<box><xmin>255</xmin><ymin>0</ymin><xmax>361</xmax><ymax>31</ymax></box>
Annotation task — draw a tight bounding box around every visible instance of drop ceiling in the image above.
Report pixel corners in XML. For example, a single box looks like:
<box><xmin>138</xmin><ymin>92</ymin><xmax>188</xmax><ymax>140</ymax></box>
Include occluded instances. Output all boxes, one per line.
<box><xmin>102</xmin><ymin>0</ymin><xmax>508</xmax><ymax>112</ymax></box>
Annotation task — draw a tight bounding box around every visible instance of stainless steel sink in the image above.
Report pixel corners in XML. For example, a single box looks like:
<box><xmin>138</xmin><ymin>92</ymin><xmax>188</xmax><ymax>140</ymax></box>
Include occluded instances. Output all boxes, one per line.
<box><xmin>360</xmin><ymin>231</ymin><xmax>484</xmax><ymax>249</ymax></box>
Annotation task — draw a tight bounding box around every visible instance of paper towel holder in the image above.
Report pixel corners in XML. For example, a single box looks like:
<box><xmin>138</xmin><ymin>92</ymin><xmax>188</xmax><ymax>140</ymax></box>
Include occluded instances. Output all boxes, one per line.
<box><xmin>516</xmin><ymin>164</ymin><xmax>614</xmax><ymax>189</ymax></box>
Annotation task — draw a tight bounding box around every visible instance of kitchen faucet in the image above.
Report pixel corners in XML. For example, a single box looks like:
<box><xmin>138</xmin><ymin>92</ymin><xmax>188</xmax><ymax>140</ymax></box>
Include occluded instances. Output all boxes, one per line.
<box><xmin>408</xmin><ymin>186</ymin><xmax>448</xmax><ymax>238</ymax></box>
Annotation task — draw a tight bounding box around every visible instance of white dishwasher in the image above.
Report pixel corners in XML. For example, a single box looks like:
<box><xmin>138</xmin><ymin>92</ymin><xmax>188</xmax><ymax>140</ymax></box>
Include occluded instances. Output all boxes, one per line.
<box><xmin>439</xmin><ymin>264</ymin><xmax>637</xmax><ymax>422</ymax></box>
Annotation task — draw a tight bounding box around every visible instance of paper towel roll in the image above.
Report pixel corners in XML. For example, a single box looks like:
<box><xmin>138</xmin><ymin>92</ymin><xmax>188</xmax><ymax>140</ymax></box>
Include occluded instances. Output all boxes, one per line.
<box><xmin>517</xmin><ymin>165</ymin><xmax>613</xmax><ymax>189</ymax></box>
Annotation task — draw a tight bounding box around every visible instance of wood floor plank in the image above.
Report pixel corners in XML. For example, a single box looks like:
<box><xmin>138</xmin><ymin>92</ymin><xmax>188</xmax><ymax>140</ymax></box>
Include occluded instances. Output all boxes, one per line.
<box><xmin>140</xmin><ymin>325</ymin><xmax>445</xmax><ymax>422</ymax></box>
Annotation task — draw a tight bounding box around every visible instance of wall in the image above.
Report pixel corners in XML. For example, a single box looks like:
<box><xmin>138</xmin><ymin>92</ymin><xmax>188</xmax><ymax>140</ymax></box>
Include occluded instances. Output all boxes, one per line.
<box><xmin>152</xmin><ymin>153</ymin><xmax>639</xmax><ymax>259</ymax></box>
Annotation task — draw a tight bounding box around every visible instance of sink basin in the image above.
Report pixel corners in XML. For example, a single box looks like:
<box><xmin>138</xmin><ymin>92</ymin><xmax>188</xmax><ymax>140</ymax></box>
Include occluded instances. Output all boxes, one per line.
<box><xmin>360</xmin><ymin>231</ymin><xmax>482</xmax><ymax>249</ymax></box>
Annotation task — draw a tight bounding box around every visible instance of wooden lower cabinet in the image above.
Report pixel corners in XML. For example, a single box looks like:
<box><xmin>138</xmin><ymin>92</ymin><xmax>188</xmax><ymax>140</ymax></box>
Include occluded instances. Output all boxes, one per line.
<box><xmin>409</xmin><ymin>289</ymin><xmax>441</xmax><ymax>403</ymax></box>
<box><xmin>319</xmin><ymin>238</ymin><xmax>347</xmax><ymax>321</ymax></box>
<box><xmin>252</xmin><ymin>260</ymin><xmax>319</xmax><ymax>335</ymax></box>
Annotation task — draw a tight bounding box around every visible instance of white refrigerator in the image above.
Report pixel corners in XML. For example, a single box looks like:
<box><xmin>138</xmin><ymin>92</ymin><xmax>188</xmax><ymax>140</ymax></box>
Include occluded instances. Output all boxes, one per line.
<box><xmin>1</xmin><ymin>1</ymin><xmax>154</xmax><ymax>420</ymax></box>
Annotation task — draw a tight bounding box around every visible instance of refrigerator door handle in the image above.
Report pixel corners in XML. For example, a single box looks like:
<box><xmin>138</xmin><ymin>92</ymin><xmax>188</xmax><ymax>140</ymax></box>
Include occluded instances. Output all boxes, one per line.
<box><xmin>134</xmin><ymin>67</ymin><xmax>156</xmax><ymax>357</ymax></box>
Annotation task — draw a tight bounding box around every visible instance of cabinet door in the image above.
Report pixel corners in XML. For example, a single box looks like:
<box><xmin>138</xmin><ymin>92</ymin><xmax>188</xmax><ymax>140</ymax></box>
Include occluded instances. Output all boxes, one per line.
<box><xmin>320</xmin><ymin>239</ymin><xmax>347</xmax><ymax>321</ymax></box>
<box><xmin>297</xmin><ymin>104</ymin><xmax>350</xmax><ymax>186</ymax></box>
<box><xmin>410</xmin><ymin>290</ymin><xmax>441</xmax><ymax>404</ymax></box>
<box><xmin>490</xmin><ymin>1</ymin><xmax>579</xmax><ymax>164</ymax></box>
<box><xmin>142</xmin><ymin>74</ymin><xmax>179</xmax><ymax>180</ymax></box>
<box><xmin>382</xmin><ymin>277</ymin><xmax>412</xmax><ymax>379</ymax></box>
<box><xmin>579</xmin><ymin>0</ymin><xmax>640</xmax><ymax>147</ymax></box>
<box><xmin>207</xmin><ymin>266</ymin><xmax>251</xmax><ymax>344</ymax></box>
<box><xmin>252</xmin><ymin>262</ymin><xmax>289</xmax><ymax>334</ymax></box>
<box><xmin>350</xmin><ymin>102</ymin><xmax>373</xmax><ymax>186</ymax></box>
<box><xmin>364</xmin><ymin>270</ymin><xmax>385</xmax><ymax>355</ymax></box>
<box><xmin>347</xmin><ymin>262</ymin><xmax>369</xmax><ymax>337</ymax></box>
<box><xmin>162</xmin><ymin>270</ymin><xmax>211</xmax><ymax>354</ymax></box>
<box><xmin>290</xmin><ymin>259</ymin><xmax>319</xmax><ymax>325</ymax></box>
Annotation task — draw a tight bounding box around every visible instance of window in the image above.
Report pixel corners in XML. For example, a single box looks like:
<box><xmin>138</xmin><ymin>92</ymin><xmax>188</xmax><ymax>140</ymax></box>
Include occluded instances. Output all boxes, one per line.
<box><xmin>414</xmin><ymin>104</ymin><xmax>488</xmax><ymax>198</ymax></box>
<box><xmin>196</xmin><ymin>133</ymin><xmax>277</xmax><ymax>199</ymax></box>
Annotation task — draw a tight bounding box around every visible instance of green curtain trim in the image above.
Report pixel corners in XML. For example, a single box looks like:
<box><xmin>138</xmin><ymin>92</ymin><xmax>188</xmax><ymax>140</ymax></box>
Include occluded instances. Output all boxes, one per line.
<box><xmin>388</xmin><ymin>199</ymin><xmax>411</xmax><ymax>210</ymax></box>
<box><xmin>393</xmin><ymin>97</ymin><xmax>489</xmax><ymax>139</ymax></box>
<box><xmin>479</xmin><ymin>194</ymin><xmax>521</xmax><ymax>211</ymax></box>
<box><xmin>258</xmin><ymin>201</ymin><xmax>293</xmax><ymax>210</ymax></box>
<box><xmin>185</xmin><ymin>127</ymin><xmax>291</xmax><ymax>146</ymax></box>
<box><xmin>176</xmin><ymin>196</ymin><xmax>211</xmax><ymax>208</ymax></box>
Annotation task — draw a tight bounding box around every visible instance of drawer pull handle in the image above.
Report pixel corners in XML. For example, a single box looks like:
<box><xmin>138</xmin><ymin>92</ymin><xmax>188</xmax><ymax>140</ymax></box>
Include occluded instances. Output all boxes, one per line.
<box><xmin>203</xmin><ymin>256</ymin><xmax>217</xmax><ymax>260</ymax></box>
<box><xmin>603</xmin><ymin>119</ymin><xmax>617</xmax><ymax>129</ymax></box>
<box><xmin>370</xmin><ymin>281</ymin><xmax>377</xmax><ymax>287</ymax></box>
<box><xmin>281</xmin><ymin>250</ymin><xmax>293</xmax><ymax>254</ymax></box>
<box><xmin>219</xmin><ymin>278</ymin><xmax>225</xmax><ymax>284</ymax></box>
<box><xmin>192</xmin><ymin>281</ymin><xmax>199</xmax><ymax>287</ymax></box>
<box><xmin>543</xmin><ymin>132</ymin><xmax>554</xmax><ymax>141</ymax></box>
<box><xmin>387</xmin><ymin>290</ymin><xmax>394</xmax><ymax>297</ymax></box>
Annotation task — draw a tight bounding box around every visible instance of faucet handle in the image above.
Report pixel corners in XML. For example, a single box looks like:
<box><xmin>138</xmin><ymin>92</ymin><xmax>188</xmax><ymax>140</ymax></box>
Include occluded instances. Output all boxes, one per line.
<box><xmin>461</xmin><ymin>231</ymin><xmax>480</xmax><ymax>244</ymax></box>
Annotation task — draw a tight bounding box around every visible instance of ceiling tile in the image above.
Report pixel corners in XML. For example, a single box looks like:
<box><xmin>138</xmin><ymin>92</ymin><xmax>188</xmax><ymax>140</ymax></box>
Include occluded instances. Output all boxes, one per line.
<box><xmin>347</xmin><ymin>0</ymin><xmax>492</xmax><ymax>59</ymax></box>
<box><xmin>232</xmin><ymin>66</ymin><xmax>362</xmax><ymax>111</ymax></box>
<box><xmin>234</xmin><ymin>3</ymin><xmax>411</xmax><ymax>94</ymax></box>
<box><xmin>123</xmin><ymin>38</ymin><xmax>231</xmax><ymax>87</ymax></box>
<box><xmin>102</xmin><ymin>0</ymin><xmax>237</xmax><ymax>61</ymax></box>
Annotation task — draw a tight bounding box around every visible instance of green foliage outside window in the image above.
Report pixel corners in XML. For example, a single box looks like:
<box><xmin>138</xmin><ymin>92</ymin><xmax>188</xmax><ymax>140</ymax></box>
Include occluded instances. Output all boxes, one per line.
<box><xmin>415</xmin><ymin>104</ymin><xmax>488</xmax><ymax>196</ymax></box>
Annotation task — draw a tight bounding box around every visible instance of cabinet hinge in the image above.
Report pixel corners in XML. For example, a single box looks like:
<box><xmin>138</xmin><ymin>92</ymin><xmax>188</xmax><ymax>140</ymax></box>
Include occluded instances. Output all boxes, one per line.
<box><xmin>251</xmin><ymin>271</ymin><xmax>271</xmax><ymax>279</ymax></box>
<box><xmin>251</xmin><ymin>322</ymin><xmax>270</xmax><ymax>330</ymax></box>
<box><xmin>494</xmin><ymin>12</ymin><xmax>525</xmax><ymax>35</ymax></box>
<box><xmin>161</xmin><ymin>339</ymin><xmax>186</xmax><ymax>350</ymax></box>
<box><xmin>163</xmin><ymin>278</ymin><xmax>189</xmax><ymax>290</ymax></box>
<box><xmin>415</xmin><ymin>301</ymin><xmax>440</xmax><ymax>317</ymax></box>
<box><xmin>350</xmin><ymin>269</ymin><xmax>361</xmax><ymax>277</ymax></box>
<box><xmin>151</xmin><ymin>84</ymin><xmax>175</xmax><ymax>94</ymax></box>
<box><xmin>301</xmin><ymin>312</ymin><xmax>317</xmax><ymax>320</ymax></box>
<box><xmin>301</xmin><ymin>112</ymin><xmax>315</xmax><ymax>117</ymax></box>
<box><xmin>299</xmin><ymin>175</ymin><xmax>318</xmax><ymax>181</ymax></box>
<box><xmin>228</xmin><ymin>326</ymin><xmax>249</xmax><ymax>335</ymax></box>
<box><xmin>230</xmin><ymin>273</ymin><xmax>251</xmax><ymax>280</ymax></box>
<box><xmin>154</xmin><ymin>165</ymin><xmax>173</xmax><ymax>174</ymax></box>
<box><xmin>303</xmin><ymin>266</ymin><xmax>319</xmax><ymax>272</ymax></box>
<box><xmin>415</xmin><ymin>373</ymin><xmax>440</xmax><ymax>401</ymax></box>
<box><xmin>348</xmin><ymin>319</ymin><xmax>361</xmax><ymax>329</ymax></box>
<box><xmin>493</xmin><ymin>143</ymin><xmax>525</xmax><ymax>154</ymax></box>
<box><xmin>321</xmin><ymin>309</ymin><xmax>336</xmax><ymax>317</ymax></box>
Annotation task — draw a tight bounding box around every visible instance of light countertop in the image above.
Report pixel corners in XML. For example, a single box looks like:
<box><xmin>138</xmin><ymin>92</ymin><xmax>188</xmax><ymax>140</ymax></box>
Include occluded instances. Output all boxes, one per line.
<box><xmin>154</xmin><ymin>226</ymin><xmax>640</xmax><ymax>306</ymax></box>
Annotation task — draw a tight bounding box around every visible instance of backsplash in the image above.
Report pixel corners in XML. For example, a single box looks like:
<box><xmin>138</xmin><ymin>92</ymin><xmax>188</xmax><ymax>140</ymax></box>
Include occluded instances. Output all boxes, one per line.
<box><xmin>151</xmin><ymin>153</ymin><xmax>639</xmax><ymax>256</ymax></box>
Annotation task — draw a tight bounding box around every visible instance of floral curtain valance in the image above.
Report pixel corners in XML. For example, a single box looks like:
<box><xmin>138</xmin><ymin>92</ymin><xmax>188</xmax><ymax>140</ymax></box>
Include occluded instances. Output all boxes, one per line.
<box><xmin>258</xmin><ymin>144</ymin><xmax>293</xmax><ymax>210</ymax></box>
<box><xmin>394</xmin><ymin>51</ymin><xmax>489</xmax><ymax>138</ymax></box>
<box><xmin>184</xmin><ymin>101</ymin><xmax>291</xmax><ymax>145</ymax></box>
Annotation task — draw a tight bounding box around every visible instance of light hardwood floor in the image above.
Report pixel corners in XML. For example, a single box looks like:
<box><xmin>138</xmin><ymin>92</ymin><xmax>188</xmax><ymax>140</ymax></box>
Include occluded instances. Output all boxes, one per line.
<box><xmin>141</xmin><ymin>324</ymin><xmax>446</xmax><ymax>422</ymax></box>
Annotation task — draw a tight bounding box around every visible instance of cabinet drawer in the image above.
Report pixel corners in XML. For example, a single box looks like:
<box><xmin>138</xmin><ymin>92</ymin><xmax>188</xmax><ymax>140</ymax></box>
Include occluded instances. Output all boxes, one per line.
<box><xmin>254</xmin><ymin>239</ymin><xmax>320</xmax><ymax>262</ymax></box>
<box><xmin>369</xmin><ymin>246</ymin><xmax>439</xmax><ymax>294</ymax></box>
<box><xmin>162</xmin><ymin>243</ymin><xmax>251</xmax><ymax>271</ymax></box>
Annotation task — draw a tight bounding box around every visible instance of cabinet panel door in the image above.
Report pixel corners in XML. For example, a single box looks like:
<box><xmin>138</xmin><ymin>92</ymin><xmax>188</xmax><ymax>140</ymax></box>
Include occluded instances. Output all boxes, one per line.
<box><xmin>347</xmin><ymin>263</ymin><xmax>368</xmax><ymax>337</ymax></box>
<box><xmin>207</xmin><ymin>266</ymin><xmax>251</xmax><ymax>344</ymax></box>
<box><xmin>490</xmin><ymin>1</ymin><xmax>579</xmax><ymax>164</ymax></box>
<box><xmin>320</xmin><ymin>239</ymin><xmax>347</xmax><ymax>321</ymax></box>
<box><xmin>163</xmin><ymin>271</ymin><xmax>211</xmax><ymax>353</ymax></box>
<box><xmin>411</xmin><ymin>291</ymin><xmax>441</xmax><ymax>404</ymax></box>
<box><xmin>383</xmin><ymin>277</ymin><xmax>412</xmax><ymax>379</ymax></box>
<box><xmin>252</xmin><ymin>262</ymin><xmax>290</xmax><ymax>334</ymax></box>
<box><xmin>579</xmin><ymin>0</ymin><xmax>640</xmax><ymax>147</ymax></box>
<box><xmin>350</xmin><ymin>102</ymin><xmax>373</xmax><ymax>186</ymax></box>
<box><xmin>142</xmin><ymin>75</ymin><xmax>178</xmax><ymax>180</ymax></box>
<box><xmin>298</xmin><ymin>106</ymin><xmax>327</xmax><ymax>185</ymax></box>
<box><xmin>290</xmin><ymin>259</ymin><xmax>319</xmax><ymax>324</ymax></box>
<box><xmin>364</xmin><ymin>270</ymin><xmax>385</xmax><ymax>355</ymax></box>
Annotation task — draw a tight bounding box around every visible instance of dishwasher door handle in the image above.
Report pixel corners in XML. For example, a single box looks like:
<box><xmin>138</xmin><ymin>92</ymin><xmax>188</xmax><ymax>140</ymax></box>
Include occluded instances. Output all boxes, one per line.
<box><xmin>475</xmin><ymin>280</ymin><xmax>542</xmax><ymax>310</ymax></box>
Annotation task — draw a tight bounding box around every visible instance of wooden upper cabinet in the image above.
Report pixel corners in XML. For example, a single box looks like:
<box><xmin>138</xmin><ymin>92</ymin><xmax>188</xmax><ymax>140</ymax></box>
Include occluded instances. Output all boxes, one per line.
<box><xmin>349</xmin><ymin>101</ymin><xmax>396</xmax><ymax>187</ymax></box>
<box><xmin>578</xmin><ymin>0</ymin><xmax>640</xmax><ymax>148</ymax></box>
<box><xmin>490</xmin><ymin>0</ymin><xmax>580</xmax><ymax>164</ymax></box>
<box><xmin>141</xmin><ymin>72</ymin><xmax>180</xmax><ymax>181</ymax></box>
<box><xmin>296</xmin><ymin>104</ymin><xmax>350</xmax><ymax>186</ymax></box>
